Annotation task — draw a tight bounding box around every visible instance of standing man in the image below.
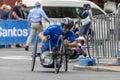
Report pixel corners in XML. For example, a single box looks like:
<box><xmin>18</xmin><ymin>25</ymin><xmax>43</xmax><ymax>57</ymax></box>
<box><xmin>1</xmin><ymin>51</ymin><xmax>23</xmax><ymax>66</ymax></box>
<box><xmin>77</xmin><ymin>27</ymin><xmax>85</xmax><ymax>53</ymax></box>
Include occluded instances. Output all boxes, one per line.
<box><xmin>78</xmin><ymin>3</ymin><xmax>92</xmax><ymax>38</ymax></box>
<box><xmin>25</xmin><ymin>2</ymin><xmax>50</xmax><ymax>51</ymax></box>
<box><xmin>12</xmin><ymin>0</ymin><xmax>24</xmax><ymax>20</ymax></box>
<box><xmin>12</xmin><ymin>0</ymin><xmax>24</xmax><ymax>48</ymax></box>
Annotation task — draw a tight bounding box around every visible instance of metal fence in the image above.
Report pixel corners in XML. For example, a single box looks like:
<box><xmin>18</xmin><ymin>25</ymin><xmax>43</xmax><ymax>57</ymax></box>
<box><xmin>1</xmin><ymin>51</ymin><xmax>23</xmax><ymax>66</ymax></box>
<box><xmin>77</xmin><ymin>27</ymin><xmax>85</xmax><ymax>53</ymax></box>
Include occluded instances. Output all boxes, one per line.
<box><xmin>90</xmin><ymin>13</ymin><xmax>120</xmax><ymax>59</ymax></box>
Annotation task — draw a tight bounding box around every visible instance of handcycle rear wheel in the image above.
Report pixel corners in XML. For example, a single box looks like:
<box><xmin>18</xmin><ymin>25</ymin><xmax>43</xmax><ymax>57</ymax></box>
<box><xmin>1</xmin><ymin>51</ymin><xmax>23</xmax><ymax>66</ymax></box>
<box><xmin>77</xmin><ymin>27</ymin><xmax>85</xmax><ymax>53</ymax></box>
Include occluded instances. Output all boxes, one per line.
<box><xmin>31</xmin><ymin>54</ymin><xmax>36</xmax><ymax>71</ymax></box>
<box><xmin>31</xmin><ymin>36</ymin><xmax>38</xmax><ymax>71</ymax></box>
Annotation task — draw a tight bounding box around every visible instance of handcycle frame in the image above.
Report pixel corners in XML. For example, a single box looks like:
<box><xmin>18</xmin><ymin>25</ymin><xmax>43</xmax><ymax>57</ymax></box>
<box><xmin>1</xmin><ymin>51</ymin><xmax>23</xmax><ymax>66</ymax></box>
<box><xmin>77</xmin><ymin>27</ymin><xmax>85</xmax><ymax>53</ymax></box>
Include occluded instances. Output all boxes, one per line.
<box><xmin>31</xmin><ymin>35</ymin><xmax>69</xmax><ymax>73</ymax></box>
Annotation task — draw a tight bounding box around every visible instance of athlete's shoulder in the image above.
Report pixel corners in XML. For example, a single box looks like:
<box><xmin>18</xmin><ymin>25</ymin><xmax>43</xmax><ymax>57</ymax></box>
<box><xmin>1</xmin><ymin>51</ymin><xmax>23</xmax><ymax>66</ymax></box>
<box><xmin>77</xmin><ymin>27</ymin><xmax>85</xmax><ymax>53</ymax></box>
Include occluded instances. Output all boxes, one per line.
<box><xmin>47</xmin><ymin>24</ymin><xmax>61</xmax><ymax>29</ymax></box>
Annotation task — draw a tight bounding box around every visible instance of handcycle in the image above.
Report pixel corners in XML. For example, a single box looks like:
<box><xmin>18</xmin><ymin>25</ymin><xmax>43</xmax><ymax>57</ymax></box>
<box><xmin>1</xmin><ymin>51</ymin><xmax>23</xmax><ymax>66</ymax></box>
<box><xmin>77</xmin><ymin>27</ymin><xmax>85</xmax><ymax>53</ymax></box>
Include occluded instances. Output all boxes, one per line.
<box><xmin>31</xmin><ymin>34</ymin><xmax>70</xmax><ymax>73</ymax></box>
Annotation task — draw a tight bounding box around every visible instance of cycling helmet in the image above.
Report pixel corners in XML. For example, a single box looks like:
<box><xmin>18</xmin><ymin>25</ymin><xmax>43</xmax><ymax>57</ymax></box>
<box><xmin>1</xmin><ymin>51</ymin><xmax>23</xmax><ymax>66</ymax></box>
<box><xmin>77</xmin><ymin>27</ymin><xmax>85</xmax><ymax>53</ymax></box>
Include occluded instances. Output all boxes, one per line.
<box><xmin>35</xmin><ymin>2</ymin><xmax>41</xmax><ymax>7</ymax></box>
<box><xmin>61</xmin><ymin>17</ymin><xmax>74</xmax><ymax>30</ymax></box>
<box><xmin>76</xmin><ymin>36</ymin><xmax>86</xmax><ymax>45</ymax></box>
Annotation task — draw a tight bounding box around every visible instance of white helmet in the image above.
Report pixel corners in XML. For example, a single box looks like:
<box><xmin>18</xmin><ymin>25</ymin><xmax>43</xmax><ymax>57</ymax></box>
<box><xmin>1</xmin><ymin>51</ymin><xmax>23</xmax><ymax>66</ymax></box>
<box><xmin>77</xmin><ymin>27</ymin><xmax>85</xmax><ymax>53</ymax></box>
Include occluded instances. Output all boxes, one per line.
<box><xmin>76</xmin><ymin>36</ymin><xmax>86</xmax><ymax>42</ymax></box>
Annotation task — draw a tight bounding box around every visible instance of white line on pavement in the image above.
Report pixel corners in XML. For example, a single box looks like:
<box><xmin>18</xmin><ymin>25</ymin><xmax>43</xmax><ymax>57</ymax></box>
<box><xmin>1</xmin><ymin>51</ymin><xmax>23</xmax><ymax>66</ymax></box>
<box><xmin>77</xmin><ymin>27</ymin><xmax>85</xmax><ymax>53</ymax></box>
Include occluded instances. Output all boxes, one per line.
<box><xmin>0</xmin><ymin>56</ymin><xmax>31</xmax><ymax>60</ymax></box>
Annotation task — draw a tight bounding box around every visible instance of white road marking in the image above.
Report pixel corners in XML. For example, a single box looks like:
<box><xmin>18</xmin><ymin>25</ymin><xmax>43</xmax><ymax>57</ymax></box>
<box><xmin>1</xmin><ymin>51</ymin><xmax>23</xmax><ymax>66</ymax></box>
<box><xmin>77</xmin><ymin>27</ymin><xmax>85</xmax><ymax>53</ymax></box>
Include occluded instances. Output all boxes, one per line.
<box><xmin>0</xmin><ymin>56</ymin><xmax>31</xmax><ymax>60</ymax></box>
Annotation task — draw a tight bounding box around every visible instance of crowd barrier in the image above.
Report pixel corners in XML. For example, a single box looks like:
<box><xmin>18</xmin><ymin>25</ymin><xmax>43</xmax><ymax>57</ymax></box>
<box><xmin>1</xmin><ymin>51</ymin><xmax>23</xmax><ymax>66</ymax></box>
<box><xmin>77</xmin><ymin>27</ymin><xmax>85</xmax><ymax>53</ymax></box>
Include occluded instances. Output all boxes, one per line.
<box><xmin>91</xmin><ymin>13</ymin><xmax>120</xmax><ymax>60</ymax></box>
<box><xmin>0</xmin><ymin>20</ymin><xmax>31</xmax><ymax>44</ymax></box>
<box><xmin>0</xmin><ymin>19</ymin><xmax>61</xmax><ymax>47</ymax></box>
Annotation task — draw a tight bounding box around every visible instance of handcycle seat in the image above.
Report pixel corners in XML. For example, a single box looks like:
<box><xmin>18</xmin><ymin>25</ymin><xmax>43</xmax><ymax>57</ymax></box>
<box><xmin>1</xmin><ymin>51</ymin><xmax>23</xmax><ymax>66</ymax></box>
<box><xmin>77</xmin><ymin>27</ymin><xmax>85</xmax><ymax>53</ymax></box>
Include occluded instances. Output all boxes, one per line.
<box><xmin>40</xmin><ymin>49</ymin><xmax>61</xmax><ymax>68</ymax></box>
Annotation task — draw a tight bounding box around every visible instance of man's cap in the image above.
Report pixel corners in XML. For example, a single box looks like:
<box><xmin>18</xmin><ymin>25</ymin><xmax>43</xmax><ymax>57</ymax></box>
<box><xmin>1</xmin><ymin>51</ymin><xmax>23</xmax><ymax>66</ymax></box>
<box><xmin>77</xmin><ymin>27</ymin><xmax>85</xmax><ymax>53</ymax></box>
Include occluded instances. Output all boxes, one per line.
<box><xmin>35</xmin><ymin>2</ymin><xmax>41</xmax><ymax>7</ymax></box>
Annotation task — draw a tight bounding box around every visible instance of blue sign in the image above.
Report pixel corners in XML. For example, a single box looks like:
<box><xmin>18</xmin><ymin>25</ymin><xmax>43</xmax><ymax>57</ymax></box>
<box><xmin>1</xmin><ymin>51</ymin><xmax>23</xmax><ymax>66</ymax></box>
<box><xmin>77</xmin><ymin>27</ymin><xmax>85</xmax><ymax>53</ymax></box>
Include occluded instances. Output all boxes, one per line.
<box><xmin>0</xmin><ymin>20</ymin><xmax>31</xmax><ymax>44</ymax></box>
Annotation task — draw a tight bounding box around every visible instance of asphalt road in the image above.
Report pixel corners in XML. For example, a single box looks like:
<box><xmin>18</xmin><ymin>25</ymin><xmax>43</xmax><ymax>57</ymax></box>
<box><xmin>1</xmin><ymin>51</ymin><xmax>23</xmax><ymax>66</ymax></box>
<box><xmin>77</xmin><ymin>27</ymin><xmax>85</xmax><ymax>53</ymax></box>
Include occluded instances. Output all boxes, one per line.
<box><xmin>0</xmin><ymin>46</ymin><xmax>120</xmax><ymax>80</ymax></box>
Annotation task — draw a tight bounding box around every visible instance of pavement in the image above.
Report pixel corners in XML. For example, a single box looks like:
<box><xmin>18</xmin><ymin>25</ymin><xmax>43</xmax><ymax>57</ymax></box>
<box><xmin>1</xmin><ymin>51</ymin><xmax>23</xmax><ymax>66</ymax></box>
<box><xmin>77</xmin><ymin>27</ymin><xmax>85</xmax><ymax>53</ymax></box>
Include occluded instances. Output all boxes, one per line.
<box><xmin>73</xmin><ymin>58</ymin><xmax>120</xmax><ymax>72</ymax></box>
<box><xmin>1</xmin><ymin>45</ymin><xmax>120</xmax><ymax>72</ymax></box>
<box><xmin>73</xmin><ymin>64</ymin><xmax>120</xmax><ymax>72</ymax></box>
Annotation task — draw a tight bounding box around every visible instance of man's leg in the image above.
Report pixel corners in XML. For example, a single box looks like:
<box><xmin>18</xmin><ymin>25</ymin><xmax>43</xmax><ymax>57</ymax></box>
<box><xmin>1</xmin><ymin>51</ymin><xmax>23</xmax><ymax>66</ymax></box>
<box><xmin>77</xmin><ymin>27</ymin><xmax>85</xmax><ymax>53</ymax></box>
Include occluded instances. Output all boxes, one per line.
<box><xmin>25</xmin><ymin>23</ymin><xmax>37</xmax><ymax>51</ymax></box>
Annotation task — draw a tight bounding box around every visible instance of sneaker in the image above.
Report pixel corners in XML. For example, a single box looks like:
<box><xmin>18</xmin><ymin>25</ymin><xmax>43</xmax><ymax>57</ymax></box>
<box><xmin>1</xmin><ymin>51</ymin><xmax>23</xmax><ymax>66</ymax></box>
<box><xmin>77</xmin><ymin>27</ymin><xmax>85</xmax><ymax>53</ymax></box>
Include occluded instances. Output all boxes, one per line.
<box><xmin>16</xmin><ymin>44</ymin><xmax>22</xmax><ymax>48</ymax></box>
<box><xmin>36</xmin><ymin>53</ymin><xmax>41</xmax><ymax>57</ymax></box>
<box><xmin>25</xmin><ymin>46</ymin><xmax>29</xmax><ymax>51</ymax></box>
<box><xmin>83</xmin><ymin>54</ymin><xmax>87</xmax><ymax>57</ymax></box>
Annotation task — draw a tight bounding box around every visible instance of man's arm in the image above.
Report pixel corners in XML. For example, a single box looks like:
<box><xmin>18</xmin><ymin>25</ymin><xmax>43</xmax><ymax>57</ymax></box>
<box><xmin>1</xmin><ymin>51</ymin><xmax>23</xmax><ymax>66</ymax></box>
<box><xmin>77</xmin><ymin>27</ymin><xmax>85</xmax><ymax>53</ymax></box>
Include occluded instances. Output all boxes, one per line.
<box><xmin>64</xmin><ymin>39</ymin><xmax>78</xmax><ymax>47</ymax></box>
<box><xmin>68</xmin><ymin>41</ymin><xmax>78</xmax><ymax>47</ymax></box>
<box><xmin>40</xmin><ymin>9</ymin><xmax>50</xmax><ymax>23</ymax></box>
<box><xmin>12</xmin><ymin>11</ymin><xmax>23</xmax><ymax>20</ymax></box>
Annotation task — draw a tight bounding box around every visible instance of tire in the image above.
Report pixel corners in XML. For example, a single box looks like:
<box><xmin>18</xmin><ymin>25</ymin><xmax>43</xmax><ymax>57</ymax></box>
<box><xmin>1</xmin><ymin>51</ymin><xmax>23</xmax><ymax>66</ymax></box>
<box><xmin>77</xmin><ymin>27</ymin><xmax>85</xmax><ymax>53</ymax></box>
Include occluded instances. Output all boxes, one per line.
<box><xmin>31</xmin><ymin>36</ymin><xmax>38</xmax><ymax>71</ymax></box>
<box><xmin>54</xmin><ymin>54</ymin><xmax>62</xmax><ymax>74</ymax></box>
<box><xmin>63</xmin><ymin>54</ymin><xmax>68</xmax><ymax>72</ymax></box>
<box><xmin>31</xmin><ymin>55</ymin><xmax>36</xmax><ymax>71</ymax></box>
<box><xmin>54</xmin><ymin>58</ymin><xmax>59</xmax><ymax>73</ymax></box>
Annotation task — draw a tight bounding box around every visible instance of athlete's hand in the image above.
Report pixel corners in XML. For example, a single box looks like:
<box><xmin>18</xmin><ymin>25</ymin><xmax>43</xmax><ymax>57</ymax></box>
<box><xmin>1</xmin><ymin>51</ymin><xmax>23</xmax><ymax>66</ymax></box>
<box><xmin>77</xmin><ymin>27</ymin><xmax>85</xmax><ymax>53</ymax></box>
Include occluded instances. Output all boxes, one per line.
<box><xmin>41</xmin><ymin>36</ymin><xmax>48</xmax><ymax>42</ymax></box>
<box><xmin>64</xmin><ymin>39</ymin><xmax>70</xmax><ymax>46</ymax></box>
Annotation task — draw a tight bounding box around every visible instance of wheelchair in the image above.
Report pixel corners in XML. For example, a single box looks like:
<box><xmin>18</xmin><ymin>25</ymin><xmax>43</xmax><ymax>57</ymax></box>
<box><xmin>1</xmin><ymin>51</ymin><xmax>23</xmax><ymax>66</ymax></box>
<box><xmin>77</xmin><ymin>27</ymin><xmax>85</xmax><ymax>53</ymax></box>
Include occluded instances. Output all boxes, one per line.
<box><xmin>31</xmin><ymin>35</ymin><xmax>69</xmax><ymax>73</ymax></box>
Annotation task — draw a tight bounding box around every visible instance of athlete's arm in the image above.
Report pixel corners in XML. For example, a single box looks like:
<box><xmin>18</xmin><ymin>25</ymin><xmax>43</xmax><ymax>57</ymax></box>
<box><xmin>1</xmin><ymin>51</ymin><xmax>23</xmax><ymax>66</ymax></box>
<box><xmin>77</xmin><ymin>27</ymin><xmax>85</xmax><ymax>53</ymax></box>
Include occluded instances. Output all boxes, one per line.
<box><xmin>39</xmin><ymin>32</ymin><xmax>48</xmax><ymax>42</ymax></box>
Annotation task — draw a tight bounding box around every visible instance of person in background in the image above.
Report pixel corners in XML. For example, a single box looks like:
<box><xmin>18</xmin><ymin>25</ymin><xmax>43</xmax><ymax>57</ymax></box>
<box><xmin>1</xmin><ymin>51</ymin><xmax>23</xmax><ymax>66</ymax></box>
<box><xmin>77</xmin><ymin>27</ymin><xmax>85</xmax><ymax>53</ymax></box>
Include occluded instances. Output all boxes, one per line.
<box><xmin>21</xmin><ymin>4</ymin><xmax>29</xmax><ymax>19</ymax></box>
<box><xmin>0</xmin><ymin>4</ymin><xmax>11</xmax><ymax>48</ymax></box>
<box><xmin>12</xmin><ymin>0</ymin><xmax>24</xmax><ymax>20</ymax></box>
<box><xmin>0</xmin><ymin>4</ymin><xmax>6</xmax><ymax>18</ymax></box>
<box><xmin>12</xmin><ymin>0</ymin><xmax>24</xmax><ymax>48</ymax></box>
<box><xmin>78</xmin><ymin>3</ymin><xmax>92</xmax><ymax>38</ymax></box>
<box><xmin>69</xmin><ymin>36</ymin><xmax>87</xmax><ymax>59</ymax></box>
<box><xmin>0</xmin><ymin>4</ymin><xmax>11</xmax><ymax>19</ymax></box>
<box><xmin>25</xmin><ymin>2</ymin><xmax>50</xmax><ymax>51</ymax></box>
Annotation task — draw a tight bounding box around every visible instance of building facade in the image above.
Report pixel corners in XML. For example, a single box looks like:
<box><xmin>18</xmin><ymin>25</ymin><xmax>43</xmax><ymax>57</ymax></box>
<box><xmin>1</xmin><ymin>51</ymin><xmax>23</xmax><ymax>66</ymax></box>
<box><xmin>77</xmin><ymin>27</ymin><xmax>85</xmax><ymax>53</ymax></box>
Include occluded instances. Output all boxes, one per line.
<box><xmin>0</xmin><ymin>0</ymin><xmax>16</xmax><ymax>9</ymax></box>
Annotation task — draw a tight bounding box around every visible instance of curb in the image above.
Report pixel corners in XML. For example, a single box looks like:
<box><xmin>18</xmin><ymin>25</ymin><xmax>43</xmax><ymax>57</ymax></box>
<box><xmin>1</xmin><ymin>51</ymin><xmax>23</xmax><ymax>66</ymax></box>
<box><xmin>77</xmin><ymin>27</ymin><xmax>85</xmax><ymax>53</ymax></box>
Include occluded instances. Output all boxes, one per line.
<box><xmin>73</xmin><ymin>65</ymin><xmax>120</xmax><ymax>72</ymax></box>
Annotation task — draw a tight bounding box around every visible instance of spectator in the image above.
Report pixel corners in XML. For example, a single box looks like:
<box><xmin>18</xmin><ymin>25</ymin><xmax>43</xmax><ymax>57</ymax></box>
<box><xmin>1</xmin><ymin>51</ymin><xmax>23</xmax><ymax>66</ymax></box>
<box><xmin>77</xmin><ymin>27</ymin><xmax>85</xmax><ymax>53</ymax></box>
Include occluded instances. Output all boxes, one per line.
<box><xmin>0</xmin><ymin>5</ymin><xmax>11</xmax><ymax>19</ymax></box>
<box><xmin>0</xmin><ymin>4</ymin><xmax>11</xmax><ymax>48</ymax></box>
<box><xmin>69</xmin><ymin>36</ymin><xmax>87</xmax><ymax>59</ymax></box>
<box><xmin>12</xmin><ymin>0</ymin><xmax>24</xmax><ymax>48</ymax></box>
<box><xmin>0</xmin><ymin>4</ymin><xmax>7</xmax><ymax>19</ymax></box>
<box><xmin>12</xmin><ymin>0</ymin><xmax>24</xmax><ymax>20</ymax></box>
<box><xmin>21</xmin><ymin>4</ymin><xmax>29</xmax><ymax>19</ymax></box>
<box><xmin>78</xmin><ymin>3</ymin><xmax>92</xmax><ymax>38</ymax></box>
<box><xmin>25</xmin><ymin>2</ymin><xmax>50</xmax><ymax>51</ymax></box>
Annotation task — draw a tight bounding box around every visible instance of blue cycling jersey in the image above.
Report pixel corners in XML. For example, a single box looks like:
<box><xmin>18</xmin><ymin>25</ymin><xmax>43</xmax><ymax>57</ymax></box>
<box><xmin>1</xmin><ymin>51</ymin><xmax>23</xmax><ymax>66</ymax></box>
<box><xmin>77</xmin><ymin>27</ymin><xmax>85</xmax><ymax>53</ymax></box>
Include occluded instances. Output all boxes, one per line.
<box><xmin>42</xmin><ymin>24</ymin><xmax>75</xmax><ymax>50</ymax></box>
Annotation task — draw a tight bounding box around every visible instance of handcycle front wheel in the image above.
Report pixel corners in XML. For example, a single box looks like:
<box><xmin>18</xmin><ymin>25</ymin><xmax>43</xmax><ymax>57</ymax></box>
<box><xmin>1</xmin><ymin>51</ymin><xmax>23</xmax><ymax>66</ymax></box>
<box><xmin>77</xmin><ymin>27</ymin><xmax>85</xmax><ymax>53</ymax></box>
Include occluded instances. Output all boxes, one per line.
<box><xmin>63</xmin><ymin>54</ymin><xmax>68</xmax><ymax>72</ymax></box>
<box><xmin>53</xmin><ymin>53</ymin><xmax>62</xmax><ymax>74</ymax></box>
<box><xmin>53</xmin><ymin>52</ymin><xmax>68</xmax><ymax>73</ymax></box>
